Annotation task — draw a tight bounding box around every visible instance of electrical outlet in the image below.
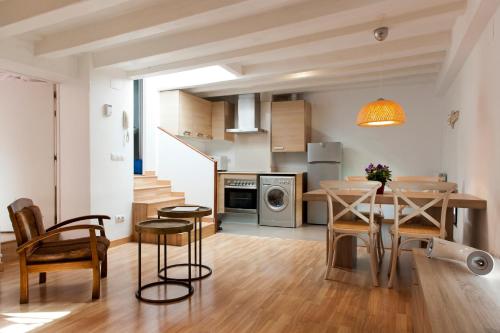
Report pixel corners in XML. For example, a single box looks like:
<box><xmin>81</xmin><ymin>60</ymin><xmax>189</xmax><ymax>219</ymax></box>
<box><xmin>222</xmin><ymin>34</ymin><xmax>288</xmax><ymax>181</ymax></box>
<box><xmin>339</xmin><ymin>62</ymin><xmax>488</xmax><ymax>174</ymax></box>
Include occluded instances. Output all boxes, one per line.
<box><xmin>115</xmin><ymin>215</ymin><xmax>125</xmax><ymax>223</ymax></box>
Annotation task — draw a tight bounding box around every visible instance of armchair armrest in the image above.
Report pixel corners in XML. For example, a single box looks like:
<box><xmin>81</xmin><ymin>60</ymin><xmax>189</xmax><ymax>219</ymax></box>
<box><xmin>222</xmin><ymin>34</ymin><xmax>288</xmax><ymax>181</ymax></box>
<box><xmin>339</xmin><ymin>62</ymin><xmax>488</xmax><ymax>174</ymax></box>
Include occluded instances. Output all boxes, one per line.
<box><xmin>17</xmin><ymin>224</ymin><xmax>105</xmax><ymax>254</ymax></box>
<box><xmin>46</xmin><ymin>215</ymin><xmax>110</xmax><ymax>234</ymax></box>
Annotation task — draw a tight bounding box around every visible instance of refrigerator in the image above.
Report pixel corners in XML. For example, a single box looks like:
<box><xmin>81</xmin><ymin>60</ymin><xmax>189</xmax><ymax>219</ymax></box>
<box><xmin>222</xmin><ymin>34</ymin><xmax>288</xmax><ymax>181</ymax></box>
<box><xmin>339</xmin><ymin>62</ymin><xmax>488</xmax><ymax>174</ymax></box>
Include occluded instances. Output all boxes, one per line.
<box><xmin>307</xmin><ymin>142</ymin><xmax>342</xmax><ymax>224</ymax></box>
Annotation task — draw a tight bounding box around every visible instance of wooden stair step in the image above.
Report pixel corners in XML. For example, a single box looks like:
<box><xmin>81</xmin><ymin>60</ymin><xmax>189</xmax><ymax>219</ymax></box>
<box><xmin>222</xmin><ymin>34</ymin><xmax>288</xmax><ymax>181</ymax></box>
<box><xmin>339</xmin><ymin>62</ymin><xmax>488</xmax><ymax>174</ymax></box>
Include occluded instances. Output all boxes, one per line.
<box><xmin>134</xmin><ymin>184</ymin><xmax>171</xmax><ymax>191</ymax></box>
<box><xmin>134</xmin><ymin>196</ymin><xmax>185</xmax><ymax>205</ymax></box>
<box><xmin>134</xmin><ymin>175</ymin><xmax>159</xmax><ymax>187</ymax></box>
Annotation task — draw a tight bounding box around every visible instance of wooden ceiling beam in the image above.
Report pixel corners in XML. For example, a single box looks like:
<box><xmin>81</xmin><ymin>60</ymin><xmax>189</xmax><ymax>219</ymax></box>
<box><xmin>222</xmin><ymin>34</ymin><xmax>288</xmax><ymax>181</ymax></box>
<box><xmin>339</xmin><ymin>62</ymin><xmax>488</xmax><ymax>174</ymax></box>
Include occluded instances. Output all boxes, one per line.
<box><xmin>91</xmin><ymin>0</ymin><xmax>390</xmax><ymax>68</ymax></box>
<box><xmin>188</xmin><ymin>51</ymin><xmax>445</xmax><ymax>94</ymax></box>
<box><xmin>34</xmin><ymin>0</ymin><xmax>253</xmax><ymax>57</ymax></box>
<box><xmin>194</xmin><ymin>64</ymin><xmax>440</xmax><ymax>97</ymax></box>
<box><xmin>436</xmin><ymin>0</ymin><xmax>500</xmax><ymax>94</ymax></box>
<box><xmin>0</xmin><ymin>0</ymin><xmax>129</xmax><ymax>38</ymax></box>
<box><xmin>127</xmin><ymin>2</ymin><xmax>463</xmax><ymax>78</ymax></box>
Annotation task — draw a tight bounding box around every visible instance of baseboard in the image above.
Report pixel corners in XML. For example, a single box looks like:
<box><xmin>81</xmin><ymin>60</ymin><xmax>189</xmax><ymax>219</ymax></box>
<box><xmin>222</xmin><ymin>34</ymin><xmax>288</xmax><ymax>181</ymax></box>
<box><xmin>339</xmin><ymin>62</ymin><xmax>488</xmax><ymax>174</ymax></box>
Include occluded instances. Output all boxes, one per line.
<box><xmin>110</xmin><ymin>236</ymin><xmax>132</xmax><ymax>248</ymax></box>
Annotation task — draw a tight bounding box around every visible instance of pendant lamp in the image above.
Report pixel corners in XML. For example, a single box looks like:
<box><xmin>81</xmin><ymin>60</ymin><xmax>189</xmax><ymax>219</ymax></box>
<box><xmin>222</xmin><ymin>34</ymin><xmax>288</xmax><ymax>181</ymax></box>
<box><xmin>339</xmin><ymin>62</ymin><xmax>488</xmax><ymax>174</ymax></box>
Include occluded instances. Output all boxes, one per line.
<box><xmin>357</xmin><ymin>27</ymin><xmax>406</xmax><ymax>127</ymax></box>
<box><xmin>357</xmin><ymin>98</ymin><xmax>406</xmax><ymax>127</ymax></box>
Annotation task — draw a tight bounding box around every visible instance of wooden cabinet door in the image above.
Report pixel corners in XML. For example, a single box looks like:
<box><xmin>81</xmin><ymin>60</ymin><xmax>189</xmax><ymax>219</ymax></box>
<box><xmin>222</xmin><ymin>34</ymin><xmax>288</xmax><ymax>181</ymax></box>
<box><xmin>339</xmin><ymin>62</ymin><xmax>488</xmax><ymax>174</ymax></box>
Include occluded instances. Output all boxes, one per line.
<box><xmin>212</xmin><ymin>101</ymin><xmax>234</xmax><ymax>141</ymax></box>
<box><xmin>271</xmin><ymin>101</ymin><xmax>308</xmax><ymax>152</ymax></box>
<box><xmin>179</xmin><ymin>91</ymin><xmax>211</xmax><ymax>138</ymax></box>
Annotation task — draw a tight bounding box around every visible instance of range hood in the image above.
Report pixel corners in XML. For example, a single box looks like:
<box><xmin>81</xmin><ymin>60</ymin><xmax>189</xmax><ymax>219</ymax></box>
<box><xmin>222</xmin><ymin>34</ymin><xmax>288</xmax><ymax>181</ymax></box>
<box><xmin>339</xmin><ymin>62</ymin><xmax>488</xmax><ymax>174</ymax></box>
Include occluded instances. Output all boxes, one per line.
<box><xmin>226</xmin><ymin>94</ymin><xmax>266</xmax><ymax>133</ymax></box>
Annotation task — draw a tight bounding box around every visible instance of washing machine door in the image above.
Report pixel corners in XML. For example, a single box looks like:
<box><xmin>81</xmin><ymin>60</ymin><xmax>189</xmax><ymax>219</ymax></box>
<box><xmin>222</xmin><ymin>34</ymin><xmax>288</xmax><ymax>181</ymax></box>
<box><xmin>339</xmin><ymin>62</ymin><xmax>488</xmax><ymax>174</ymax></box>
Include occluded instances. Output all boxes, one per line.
<box><xmin>264</xmin><ymin>185</ymin><xmax>289</xmax><ymax>212</ymax></box>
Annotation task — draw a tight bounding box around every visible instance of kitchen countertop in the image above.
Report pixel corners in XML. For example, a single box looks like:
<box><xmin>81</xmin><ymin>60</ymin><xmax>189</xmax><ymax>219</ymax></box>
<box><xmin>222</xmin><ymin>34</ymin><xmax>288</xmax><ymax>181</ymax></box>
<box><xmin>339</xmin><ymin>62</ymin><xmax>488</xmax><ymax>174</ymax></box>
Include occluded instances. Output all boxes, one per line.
<box><xmin>218</xmin><ymin>171</ymin><xmax>304</xmax><ymax>175</ymax></box>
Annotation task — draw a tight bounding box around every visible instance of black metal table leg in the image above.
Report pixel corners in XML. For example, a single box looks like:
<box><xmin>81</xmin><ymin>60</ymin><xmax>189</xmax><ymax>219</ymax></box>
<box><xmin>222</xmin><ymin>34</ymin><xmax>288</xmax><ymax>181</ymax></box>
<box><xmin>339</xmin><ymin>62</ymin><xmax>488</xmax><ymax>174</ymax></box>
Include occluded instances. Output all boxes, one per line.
<box><xmin>194</xmin><ymin>218</ymin><xmax>197</xmax><ymax>265</ymax></box>
<box><xmin>163</xmin><ymin>234</ymin><xmax>167</xmax><ymax>279</ymax></box>
<box><xmin>138</xmin><ymin>232</ymin><xmax>142</xmax><ymax>299</ymax></box>
<box><xmin>157</xmin><ymin>234</ymin><xmax>160</xmax><ymax>274</ymax></box>
<box><xmin>198</xmin><ymin>217</ymin><xmax>202</xmax><ymax>277</ymax></box>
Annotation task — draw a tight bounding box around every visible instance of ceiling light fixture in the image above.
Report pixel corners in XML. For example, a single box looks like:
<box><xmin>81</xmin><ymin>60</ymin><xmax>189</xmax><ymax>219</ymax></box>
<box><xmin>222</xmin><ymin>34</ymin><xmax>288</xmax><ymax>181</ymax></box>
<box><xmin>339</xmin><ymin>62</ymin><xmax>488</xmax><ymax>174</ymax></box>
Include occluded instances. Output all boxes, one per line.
<box><xmin>356</xmin><ymin>27</ymin><xmax>406</xmax><ymax>127</ymax></box>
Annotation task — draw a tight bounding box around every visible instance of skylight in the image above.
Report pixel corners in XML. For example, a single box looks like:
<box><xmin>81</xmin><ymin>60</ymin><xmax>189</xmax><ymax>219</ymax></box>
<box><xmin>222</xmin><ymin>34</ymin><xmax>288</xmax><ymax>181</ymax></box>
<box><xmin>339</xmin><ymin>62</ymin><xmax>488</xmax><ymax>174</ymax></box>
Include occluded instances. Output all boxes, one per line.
<box><xmin>149</xmin><ymin>65</ymin><xmax>238</xmax><ymax>91</ymax></box>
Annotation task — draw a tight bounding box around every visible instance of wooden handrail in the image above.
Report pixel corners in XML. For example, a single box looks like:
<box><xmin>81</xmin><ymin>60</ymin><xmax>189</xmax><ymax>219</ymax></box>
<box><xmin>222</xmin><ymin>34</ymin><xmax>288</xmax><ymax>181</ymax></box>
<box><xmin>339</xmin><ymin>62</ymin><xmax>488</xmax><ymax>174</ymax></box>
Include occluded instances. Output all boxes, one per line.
<box><xmin>158</xmin><ymin>127</ymin><xmax>216</xmax><ymax>164</ymax></box>
<box><xmin>157</xmin><ymin>126</ymin><xmax>219</xmax><ymax>233</ymax></box>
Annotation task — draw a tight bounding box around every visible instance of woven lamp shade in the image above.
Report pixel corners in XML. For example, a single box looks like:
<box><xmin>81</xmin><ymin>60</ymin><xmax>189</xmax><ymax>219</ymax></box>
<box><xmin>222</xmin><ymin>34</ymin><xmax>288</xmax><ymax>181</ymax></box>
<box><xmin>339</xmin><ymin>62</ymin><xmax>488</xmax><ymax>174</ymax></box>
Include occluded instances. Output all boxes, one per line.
<box><xmin>357</xmin><ymin>98</ymin><xmax>406</xmax><ymax>127</ymax></box>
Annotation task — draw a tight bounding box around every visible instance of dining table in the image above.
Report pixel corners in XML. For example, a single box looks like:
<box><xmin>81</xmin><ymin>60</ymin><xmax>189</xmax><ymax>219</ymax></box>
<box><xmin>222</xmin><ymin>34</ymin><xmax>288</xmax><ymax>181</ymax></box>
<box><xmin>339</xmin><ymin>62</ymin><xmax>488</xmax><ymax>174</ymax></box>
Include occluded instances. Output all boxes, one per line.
<box><xmin>302</xmin><ymin>189</ymin><xmax>487</xmax><ymax>269</ymax></box>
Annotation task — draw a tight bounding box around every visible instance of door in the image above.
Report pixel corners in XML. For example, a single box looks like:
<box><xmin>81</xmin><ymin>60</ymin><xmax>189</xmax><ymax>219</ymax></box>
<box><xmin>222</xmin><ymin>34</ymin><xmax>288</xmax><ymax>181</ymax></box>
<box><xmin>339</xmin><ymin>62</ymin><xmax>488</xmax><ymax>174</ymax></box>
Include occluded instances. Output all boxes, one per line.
<box><xmin>0</xmin><ymin>77</ymin><xmax>55</xmax><ymax>231</ymax></box>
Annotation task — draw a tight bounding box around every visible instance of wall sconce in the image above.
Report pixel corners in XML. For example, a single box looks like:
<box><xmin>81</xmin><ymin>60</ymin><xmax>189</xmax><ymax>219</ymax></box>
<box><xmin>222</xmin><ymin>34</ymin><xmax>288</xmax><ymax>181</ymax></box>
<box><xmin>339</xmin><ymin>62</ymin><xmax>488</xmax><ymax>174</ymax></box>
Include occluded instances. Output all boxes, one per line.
<box><xmin>448</xmin><ymin>110</ymin><xmax>459</xmax><ymax>129</ymax></box>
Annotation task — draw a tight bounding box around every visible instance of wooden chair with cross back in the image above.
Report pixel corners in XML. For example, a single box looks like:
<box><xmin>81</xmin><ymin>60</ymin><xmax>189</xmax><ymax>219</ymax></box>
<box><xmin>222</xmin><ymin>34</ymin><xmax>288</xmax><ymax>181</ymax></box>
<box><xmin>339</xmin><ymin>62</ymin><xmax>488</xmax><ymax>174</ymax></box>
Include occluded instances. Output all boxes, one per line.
<box><xmin>386</xmin><ymin>181</ymin><xmax>457</xmax><ymax>288</ymax></box>
<box><xmin>320</xmin><ymin>180</ymin><xmax>382</xmax><ymax>287</ymax></box>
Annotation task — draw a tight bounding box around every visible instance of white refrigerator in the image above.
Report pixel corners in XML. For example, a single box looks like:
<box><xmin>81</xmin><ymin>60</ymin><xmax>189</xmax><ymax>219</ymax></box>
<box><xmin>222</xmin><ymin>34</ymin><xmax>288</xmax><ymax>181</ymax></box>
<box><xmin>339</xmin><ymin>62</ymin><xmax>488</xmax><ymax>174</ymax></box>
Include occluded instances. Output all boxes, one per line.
<box><xmin>307</xmin><ymin>142</ymin><xmax>342</xmax><ymax>225</ymax></box>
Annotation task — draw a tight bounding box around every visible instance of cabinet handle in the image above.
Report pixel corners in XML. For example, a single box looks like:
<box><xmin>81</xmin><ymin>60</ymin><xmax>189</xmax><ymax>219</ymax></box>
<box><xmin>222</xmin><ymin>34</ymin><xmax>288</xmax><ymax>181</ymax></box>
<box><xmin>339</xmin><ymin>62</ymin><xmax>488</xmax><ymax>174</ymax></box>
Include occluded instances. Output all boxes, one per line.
<box><xmin>196</xmin><ymin>132</ymin><xmax>204</xmax><ymax>138</ymax></box>
<box><xmin>273</xmin><ymin>146</ymin><xmax>285</xmax><ymax>151</ymax></box>
<box><xmin>183</xmin><ymin>130</ymin><xmax>191</xmax><ymax>136</ymax></box>
<box><xmin>206</xmin><ymin>134</ymin><xmax>213</xmax><ymax>140</ymax></box>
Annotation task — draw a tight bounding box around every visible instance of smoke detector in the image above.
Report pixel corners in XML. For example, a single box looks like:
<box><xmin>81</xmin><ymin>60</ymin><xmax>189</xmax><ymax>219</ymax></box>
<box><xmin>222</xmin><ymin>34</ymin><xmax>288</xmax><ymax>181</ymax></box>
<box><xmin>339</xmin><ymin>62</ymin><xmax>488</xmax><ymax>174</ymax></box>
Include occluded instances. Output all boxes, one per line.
<box><xmin>373</xmin><ymin>27</ymin><xmax>389</xmax><ymax>42</ymax></box>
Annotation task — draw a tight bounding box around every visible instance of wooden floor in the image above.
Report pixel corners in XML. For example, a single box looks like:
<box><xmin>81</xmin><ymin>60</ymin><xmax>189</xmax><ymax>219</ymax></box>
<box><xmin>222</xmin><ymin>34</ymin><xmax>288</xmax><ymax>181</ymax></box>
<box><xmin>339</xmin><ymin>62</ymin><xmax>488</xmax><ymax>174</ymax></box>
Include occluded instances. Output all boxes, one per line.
<box><xmin>0</xmin><ymin>233</ymin><xmax>413</xmax><ymax>332</ymax></box>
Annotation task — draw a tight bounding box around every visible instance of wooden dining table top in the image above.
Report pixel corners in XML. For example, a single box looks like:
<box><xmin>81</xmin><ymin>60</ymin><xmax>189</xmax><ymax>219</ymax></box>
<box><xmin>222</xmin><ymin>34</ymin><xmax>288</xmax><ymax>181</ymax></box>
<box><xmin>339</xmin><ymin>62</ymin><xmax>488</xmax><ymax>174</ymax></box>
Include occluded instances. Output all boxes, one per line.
<box><xmin>302</xmin><ymin>189</ymin><xmax>487</xmax><ymax>209</ymax></box>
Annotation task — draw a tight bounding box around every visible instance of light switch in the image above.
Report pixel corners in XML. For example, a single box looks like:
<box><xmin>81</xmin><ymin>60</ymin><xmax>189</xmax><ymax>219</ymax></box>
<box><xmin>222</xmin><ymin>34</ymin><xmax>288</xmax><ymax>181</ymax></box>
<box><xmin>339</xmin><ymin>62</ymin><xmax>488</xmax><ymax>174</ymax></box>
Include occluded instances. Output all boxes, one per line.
<box><xmin>110</xmin><ymin>153</ymin><xmax>124</xmax><ymax>161</ymax></box>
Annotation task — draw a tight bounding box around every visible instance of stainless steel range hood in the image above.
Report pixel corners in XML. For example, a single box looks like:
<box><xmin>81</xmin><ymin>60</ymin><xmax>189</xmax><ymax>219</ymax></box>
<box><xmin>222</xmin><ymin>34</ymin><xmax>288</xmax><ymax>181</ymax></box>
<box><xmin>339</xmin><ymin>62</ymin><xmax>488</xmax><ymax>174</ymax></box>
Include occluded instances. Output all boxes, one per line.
<box><xmin>226</xmin><ymin>94</ymin><xmax>266</xmax><ymax>133</ymax></box>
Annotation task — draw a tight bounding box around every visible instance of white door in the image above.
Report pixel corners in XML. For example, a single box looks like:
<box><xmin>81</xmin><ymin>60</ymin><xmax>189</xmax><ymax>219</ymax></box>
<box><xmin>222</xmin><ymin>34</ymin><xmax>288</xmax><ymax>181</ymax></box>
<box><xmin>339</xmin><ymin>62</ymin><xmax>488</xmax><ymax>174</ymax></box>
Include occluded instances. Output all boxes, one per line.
<box><xmin>0</xmin><ymin>78</ymin><xmax>55</xmax><ymax>232</ymax></box>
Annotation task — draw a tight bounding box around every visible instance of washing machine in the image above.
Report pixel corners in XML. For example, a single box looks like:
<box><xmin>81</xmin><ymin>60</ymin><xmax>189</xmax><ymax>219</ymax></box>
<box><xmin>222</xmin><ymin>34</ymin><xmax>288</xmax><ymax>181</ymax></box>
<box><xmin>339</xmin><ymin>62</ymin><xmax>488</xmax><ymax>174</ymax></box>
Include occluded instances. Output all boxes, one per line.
<box><xmin>259</xmin><ymin>175</ymin><xmax>295</xmax><ymax>227</ymax></box>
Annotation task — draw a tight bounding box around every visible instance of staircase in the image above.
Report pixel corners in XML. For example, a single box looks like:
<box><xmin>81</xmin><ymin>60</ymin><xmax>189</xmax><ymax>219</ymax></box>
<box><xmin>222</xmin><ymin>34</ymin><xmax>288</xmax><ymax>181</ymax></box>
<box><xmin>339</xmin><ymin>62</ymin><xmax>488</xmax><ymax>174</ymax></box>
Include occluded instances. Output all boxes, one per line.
<box><xmin>132</xmin><ymin>171</ymin><xmax>215</xmax><ymax>246</ymax></box>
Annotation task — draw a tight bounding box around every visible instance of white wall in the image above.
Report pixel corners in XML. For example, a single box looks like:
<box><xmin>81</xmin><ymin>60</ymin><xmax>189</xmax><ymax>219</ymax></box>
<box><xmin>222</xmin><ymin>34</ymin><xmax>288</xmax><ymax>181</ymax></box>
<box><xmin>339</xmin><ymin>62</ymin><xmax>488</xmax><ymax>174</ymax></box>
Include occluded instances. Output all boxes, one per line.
<box><xmin>58</xmin><ymin>56</ymin><xmax>91</xmax><ymax>221</ymax></box>
<box><xmin>441</xmin><ymin>7</ymin><xmax>500</xmax><ymax>255</ymax></box>
<box><xmin>0</xmin><ymin>78</ymin><xmax>54</xmax><ymax>231</ymax></box>
<box><xmin>157</xmin><ymin>132</ymin><xmax>215</xmax><ymax>214</ymax></box>
<box><xmin>89</xmin><ymin>68</ymin><xmax>134</xmax><ymax>241</ymax></box>
<box><xmin>205</xmin><ymin>100</ymin><xmax>272</xmax><ymax>172</ymax></box>
<box><xmin>270</xmin><ymin>84</ymin><xmax>445</xmax><ymax>177</ymax></box>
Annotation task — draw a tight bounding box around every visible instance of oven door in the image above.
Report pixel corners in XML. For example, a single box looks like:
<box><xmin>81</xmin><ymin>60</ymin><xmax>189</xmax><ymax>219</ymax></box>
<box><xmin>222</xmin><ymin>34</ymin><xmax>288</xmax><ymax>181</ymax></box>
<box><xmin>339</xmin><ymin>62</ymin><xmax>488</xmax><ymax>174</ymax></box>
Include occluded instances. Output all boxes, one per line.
<box><xmin>224</xmin><ymin>187</ymin><xmax>257</xmax><ymax>213</ymax></box>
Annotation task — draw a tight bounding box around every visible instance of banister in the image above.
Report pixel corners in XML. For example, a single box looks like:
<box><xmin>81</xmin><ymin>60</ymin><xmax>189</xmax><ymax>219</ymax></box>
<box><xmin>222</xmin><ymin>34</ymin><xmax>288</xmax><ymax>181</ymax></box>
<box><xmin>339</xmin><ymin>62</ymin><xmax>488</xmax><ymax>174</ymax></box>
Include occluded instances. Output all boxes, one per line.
<box><xmin>158</xmin><ymin>127</ymin><xmax>216</xmax><ymax>164</ymax></box>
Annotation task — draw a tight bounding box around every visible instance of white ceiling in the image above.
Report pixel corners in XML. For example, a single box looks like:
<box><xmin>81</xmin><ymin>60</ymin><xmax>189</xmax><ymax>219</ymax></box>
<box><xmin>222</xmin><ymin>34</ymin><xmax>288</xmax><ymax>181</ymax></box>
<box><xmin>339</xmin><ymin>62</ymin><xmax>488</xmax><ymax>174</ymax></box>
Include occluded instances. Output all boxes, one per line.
<box><xmin>0</xmin><ymin>0</ymin><xmax>472</xmax><ymax>96</ymax></box>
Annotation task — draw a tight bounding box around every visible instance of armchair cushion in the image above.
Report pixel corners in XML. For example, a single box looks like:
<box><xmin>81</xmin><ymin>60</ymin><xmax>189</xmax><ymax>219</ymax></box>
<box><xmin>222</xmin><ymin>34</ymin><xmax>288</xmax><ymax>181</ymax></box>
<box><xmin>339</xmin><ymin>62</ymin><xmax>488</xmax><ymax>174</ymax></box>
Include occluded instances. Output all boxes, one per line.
<box><xmin>27</xmin><ymin>236</ymin><xmax>110</xmax><ymax>264</ymax></box>
<box><xmin>14</xmin><ymin>206</ymin><xmax>46</xmax><ymax>245</ymax></box>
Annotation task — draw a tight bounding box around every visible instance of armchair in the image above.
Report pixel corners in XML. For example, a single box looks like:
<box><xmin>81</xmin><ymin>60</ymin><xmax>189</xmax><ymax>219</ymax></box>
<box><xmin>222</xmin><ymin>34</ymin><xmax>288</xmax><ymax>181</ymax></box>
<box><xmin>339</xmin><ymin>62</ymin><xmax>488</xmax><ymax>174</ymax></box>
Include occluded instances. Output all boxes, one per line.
<box><xmin>8</xmin><ymin>198</ymin><xmax>110</xmax><ymax>303</ymax></box>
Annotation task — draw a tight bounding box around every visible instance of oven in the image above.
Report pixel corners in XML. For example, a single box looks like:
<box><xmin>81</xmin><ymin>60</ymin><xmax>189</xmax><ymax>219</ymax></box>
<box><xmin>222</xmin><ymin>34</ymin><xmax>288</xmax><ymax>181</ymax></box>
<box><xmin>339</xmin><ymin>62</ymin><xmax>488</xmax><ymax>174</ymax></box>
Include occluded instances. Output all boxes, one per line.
<box><xmin>224</xmin><ymin>178</ymin><xmax>258</xmax><ymax>213</ymax></box>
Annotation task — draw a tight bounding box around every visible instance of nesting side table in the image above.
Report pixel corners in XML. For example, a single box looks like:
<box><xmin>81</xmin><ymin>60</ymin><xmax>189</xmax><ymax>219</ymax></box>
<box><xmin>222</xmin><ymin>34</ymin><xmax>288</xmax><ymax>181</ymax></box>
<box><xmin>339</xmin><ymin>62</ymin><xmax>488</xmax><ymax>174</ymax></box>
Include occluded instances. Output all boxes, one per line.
<box><xmin>157</xmin><ymin>205</ymin><xmax>212</xmax><ymax>281</ymax></box>
<box><xmin>135</xmin><ymin>219</ymin><xmax>194</xmax><ymax>303</ymax></box>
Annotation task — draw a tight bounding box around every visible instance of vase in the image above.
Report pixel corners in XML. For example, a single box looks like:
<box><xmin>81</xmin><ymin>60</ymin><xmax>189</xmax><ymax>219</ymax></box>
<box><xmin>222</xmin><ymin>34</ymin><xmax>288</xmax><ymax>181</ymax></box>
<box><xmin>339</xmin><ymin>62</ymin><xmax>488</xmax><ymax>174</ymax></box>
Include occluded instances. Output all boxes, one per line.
<box><xmin>377</xmin><ymin>183</ymin><xmax>385</xmax><ymax>195</ymax></box>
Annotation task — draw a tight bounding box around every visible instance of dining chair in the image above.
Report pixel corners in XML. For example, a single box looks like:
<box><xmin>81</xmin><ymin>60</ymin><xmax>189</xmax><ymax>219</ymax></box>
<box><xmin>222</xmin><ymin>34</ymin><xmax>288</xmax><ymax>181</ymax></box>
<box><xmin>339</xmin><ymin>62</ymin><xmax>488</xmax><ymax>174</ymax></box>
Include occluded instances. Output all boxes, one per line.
<box><xmin>392</xmin><ymin>176</ymin><xmax>443</xmax><ymax>217</ymax></box>
<box><xmin>345</xmin><ymin>176</ymin><xmax>385</xmax><ymax>259</ymax></box>
<box><xmin>321</xmin><ymin>180</ymin><xmax>382</xmax><ymax>287</ymax></box>
<box><xmin>387</xmin><ymin>181</ymin><xmax>457</xmax><ymax>288</ymax></box>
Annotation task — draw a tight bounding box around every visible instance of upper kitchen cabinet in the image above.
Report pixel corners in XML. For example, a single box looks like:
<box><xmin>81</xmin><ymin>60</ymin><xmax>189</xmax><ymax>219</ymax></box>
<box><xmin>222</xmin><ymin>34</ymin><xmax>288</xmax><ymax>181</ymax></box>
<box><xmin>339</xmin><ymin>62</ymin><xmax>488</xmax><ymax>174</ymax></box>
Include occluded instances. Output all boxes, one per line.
<box><xmin>271</xmin><ymin>100</ymin><xmax>311</xmax><ymax>152</ymax></box>
<box><xmin>159</xmin><ymin>90</ymin><xmax>212</xmax><ymax>139</ymax></box>
<box><xmin>212</xmin><ymin>101</ymin><xmax>235</xmax><ymax>142</ymax></box>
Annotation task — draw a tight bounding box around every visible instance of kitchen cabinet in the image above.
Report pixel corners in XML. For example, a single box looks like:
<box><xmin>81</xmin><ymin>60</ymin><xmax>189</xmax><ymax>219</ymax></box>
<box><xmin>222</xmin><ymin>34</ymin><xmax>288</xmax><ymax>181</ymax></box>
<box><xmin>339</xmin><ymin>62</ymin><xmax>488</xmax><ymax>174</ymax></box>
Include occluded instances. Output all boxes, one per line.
<box><xmin>271</xmin><ymin>100</ymin><xmax>311</xmax><ymax>152</ymax></box>
<box><xmin>159</xmin><ymin>90</ymin><xmax>212</xmax><ymax>139</ymax></box>
<box><xmin>212</xmin><ymin>101</ymin><xmax>234</xmax><ymax>142</ymax></box>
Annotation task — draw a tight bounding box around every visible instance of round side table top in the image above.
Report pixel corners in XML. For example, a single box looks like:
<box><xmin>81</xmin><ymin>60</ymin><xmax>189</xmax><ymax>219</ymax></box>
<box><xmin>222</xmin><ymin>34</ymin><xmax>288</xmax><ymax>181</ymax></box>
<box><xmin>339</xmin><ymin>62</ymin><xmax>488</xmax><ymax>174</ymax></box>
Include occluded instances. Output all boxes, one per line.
<box><xmin>135</xmin><ymin>218</ymin><xmax>193</xmax><ymax>234</ymax></box>
<box><xmin>158</xmin><ymin>205</ymin><xmax>212</xmax><ymax>219</ymax></box>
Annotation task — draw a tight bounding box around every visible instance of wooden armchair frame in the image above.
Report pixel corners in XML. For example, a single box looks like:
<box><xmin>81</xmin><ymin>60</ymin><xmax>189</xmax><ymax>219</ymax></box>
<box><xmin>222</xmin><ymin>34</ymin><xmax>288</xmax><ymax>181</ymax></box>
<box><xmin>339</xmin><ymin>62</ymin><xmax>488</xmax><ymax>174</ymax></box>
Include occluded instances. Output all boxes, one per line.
<box><xmin>8</xmin><ymin>198</ymin><xmax>110</xmax><ymax>303</ymax></box>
